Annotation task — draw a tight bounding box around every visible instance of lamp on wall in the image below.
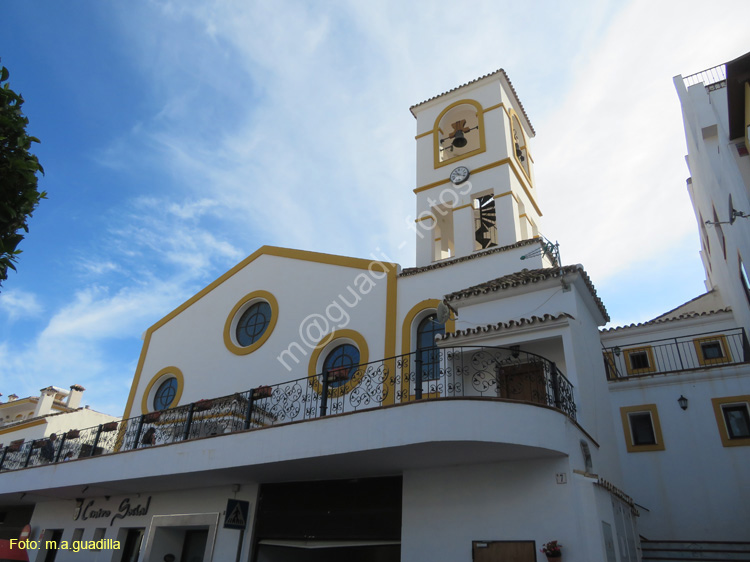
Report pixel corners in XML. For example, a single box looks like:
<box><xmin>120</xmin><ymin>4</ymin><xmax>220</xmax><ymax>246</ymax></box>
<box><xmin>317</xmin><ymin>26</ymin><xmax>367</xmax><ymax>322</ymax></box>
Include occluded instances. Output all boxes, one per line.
<box><xmin>613</xmin><ymin>346</ymin><xmax>621</xmax><ymax>357</ymax></box>
<box><xmin>677</xmin><ymin>395</ymin><xmax>688</xmax><ymax>410</ymax></box>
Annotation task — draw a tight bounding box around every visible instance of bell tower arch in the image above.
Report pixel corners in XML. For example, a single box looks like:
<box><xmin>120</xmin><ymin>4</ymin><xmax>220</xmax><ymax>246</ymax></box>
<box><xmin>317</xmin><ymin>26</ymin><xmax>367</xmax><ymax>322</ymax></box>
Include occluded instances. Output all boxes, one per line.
<box><xmin>410</xmin><ymin>70</ymin><xmax>542</xmax><ymax>267</ymax></box>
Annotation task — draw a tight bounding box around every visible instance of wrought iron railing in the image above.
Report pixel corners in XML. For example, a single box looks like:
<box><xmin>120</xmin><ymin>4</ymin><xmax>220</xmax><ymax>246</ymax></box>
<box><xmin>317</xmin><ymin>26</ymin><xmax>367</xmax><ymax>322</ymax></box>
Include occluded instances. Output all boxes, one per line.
<box><xmin>603</xmin><ymin>328</ymin><xmax>749</xmax><ymax>380</ymax></box>
<box><xmin>0</xmin><ymin>346</ymin><xmax>575</xmax><ymax>472</ymax></box>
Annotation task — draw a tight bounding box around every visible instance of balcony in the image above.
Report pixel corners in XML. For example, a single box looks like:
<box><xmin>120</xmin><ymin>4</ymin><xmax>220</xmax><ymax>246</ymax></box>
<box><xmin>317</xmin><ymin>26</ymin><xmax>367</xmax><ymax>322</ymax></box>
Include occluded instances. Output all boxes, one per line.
<box><xmin>682</xmin><ymin>63</ymin><xmax>727</xmax><ymax>91</ymax></box>
<box><xmin>603</xmin><ymin>328</ymin><xmax>749</xmax><ymax>380</ymax></box>
<box><xmin>0</xmin><ymin>345</ymin><xmax>575</xmax><ymax>473</ymax></box>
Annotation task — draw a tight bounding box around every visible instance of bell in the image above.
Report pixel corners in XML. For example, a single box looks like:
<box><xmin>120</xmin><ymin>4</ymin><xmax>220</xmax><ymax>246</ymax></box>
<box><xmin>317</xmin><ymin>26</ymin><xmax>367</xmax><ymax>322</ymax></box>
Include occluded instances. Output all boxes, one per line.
<box><xmin>452</xmin><ymin>130</ymin><xmax>468</xmax><ymax>148</ymax></box>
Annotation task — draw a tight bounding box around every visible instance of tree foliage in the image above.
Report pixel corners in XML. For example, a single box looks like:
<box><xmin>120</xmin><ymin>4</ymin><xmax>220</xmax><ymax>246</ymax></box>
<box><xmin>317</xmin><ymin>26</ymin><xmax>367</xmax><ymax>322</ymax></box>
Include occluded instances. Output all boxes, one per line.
<box><xmin>0</xmin><ymin>63</ymin><xmax>46</xmax><ymax>289</ymax></box>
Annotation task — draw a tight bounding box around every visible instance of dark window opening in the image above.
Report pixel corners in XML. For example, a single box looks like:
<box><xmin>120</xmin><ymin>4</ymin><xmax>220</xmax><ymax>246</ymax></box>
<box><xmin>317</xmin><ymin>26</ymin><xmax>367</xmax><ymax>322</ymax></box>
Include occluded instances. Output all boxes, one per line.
<box><xmin>473</xmin><ymin>195</ymin><xmax>497</xmax><ymax>250</ymax></box>
<box><xmin>722</xmin><ymin>404</ymin><xmax>750</xmax><ymax>439</ymax></box>
<box><xmin>701</xmin><ymin>341</ymin><xmax>725</xmax><ymax>360</ymax></box>
<box><xmin>416</xmin><ymin>314</ymin><xmax>445</xmax><ymax>381</ymax></box>
<box><xmin>629</xmin><ymin>351</ymin><xmax>650</xmax><ymax>371</ymax></box>
<box><xmin>629</xmin><ymin>412</ymin><xmax>656</xmax><ymax>446</ymax></box>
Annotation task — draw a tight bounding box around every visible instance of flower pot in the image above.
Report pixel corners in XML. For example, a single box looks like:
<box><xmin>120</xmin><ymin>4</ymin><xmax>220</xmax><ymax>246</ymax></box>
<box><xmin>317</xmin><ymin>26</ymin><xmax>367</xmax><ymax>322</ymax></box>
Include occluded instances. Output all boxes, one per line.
<box><xmin>66</xmin><ymin>429</ymin><xmax>80</xmax><ymax>439</ymax></box>
<box><xmin>144</xmin><ymin>411</ymin><xmax>162</xmax><ymax>423</ymax></box>
<box><xmin>546</xmin><ymin>556</ymin><xmax>562</xmax><ymax>562</ymax></box>
<box><xmin>194</xmin><ymin>400</ymin><xmax>213</xmax><ymax>411</ymax></box>
<box><xmin>102</xmin><ymin>422</ymin><xmax>118</xmax><ymax>432</ymax></box>
<box><xmin>327</xmin><ymin>368</ymin><xmax>350</xmax><ymax>382</ymax></box>
<box><xmin>254</xmin><ymin>386</ymin><xmax>272</xmax><ymax>399</ymax></box>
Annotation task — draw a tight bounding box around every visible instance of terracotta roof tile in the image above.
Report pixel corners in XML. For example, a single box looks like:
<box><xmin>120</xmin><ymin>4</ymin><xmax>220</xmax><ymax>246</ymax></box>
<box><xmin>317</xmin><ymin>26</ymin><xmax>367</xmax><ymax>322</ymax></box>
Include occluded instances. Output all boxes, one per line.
<box><xmin>600</xmin><ymin>307</ymin><xmax>732</xmax><ymax>333</ymax></box>
<box><xmin>409</xmin><ymin>68</ymin><xmax>536</xmax><ymax>135</ymax></box>
<box><xmin>444</xmin><ymin>265</ymin><xmax>609</xmax><ymax>322</ymax></box>
<box><xmin>438</xmin><ymin>312</ymin><xmax>574</xmax><ymax>342</ymax></box>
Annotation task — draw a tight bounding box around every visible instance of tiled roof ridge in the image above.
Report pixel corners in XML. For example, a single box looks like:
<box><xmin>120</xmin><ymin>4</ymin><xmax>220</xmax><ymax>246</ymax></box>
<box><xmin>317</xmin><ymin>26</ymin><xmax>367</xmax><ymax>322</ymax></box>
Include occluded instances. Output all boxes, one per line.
<box><xmin>399</xmin><ymin>238</ymin><xmax>544</xmax><ymax>278</ymax></box>
<box><xmin>437</xmin><ymin>312</ymin><xmax>574</xmax><ymax>342</ymax></box>
<box><xmin>444</xmin><ymin>264</ymin><xmax>608</xmax><ymax>323</ymax></box>
<box><xmin>648</xmin><ymin>290</ymin><xmax>716</xmax><ymax>321</ymax></box>
<box><xmin>409</xmin><ymin>68</ymin><xmax>536</xmax><ymax>135</ymax></box>
<box><xmin>601</xmin><ymin>307</ymin><xmax>732</xmax><ymax>332</ymax></box>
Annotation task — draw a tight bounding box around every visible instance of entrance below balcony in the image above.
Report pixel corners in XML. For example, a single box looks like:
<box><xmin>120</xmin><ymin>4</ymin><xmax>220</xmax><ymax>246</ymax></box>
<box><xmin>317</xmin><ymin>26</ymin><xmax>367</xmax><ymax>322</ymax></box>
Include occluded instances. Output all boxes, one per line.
<box><xmin>253</xmin><ymin>476</ymin><xmax>401</xmax><ymax>562</ymax></box>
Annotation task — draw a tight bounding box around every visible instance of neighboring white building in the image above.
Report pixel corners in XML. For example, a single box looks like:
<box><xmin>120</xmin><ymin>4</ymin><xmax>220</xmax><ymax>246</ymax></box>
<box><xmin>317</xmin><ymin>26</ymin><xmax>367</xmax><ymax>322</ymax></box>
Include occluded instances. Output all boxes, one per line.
<box><xmin>0</xmin><ymin>56</ymin><xmax>748</xmax><ymax>562</ymax></box>
<box><xmin>601</xmin><ymin>53</ymin><xmax>750</xmax><ymax>559</ymax></box>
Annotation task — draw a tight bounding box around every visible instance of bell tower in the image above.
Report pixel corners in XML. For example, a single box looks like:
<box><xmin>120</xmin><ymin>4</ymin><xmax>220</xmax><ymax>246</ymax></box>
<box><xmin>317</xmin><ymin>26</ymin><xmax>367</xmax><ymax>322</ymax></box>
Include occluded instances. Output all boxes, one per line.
<box><xmin>410</xmin><ymin>69</ymin><xmax>542</xmax><ymax>267</ymax></box>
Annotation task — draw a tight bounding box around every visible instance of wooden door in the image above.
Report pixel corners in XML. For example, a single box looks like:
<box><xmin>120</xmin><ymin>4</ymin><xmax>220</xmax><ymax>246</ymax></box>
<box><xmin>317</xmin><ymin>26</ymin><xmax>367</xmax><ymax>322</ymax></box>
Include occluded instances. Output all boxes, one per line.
<box><xmin>497</xmin><ymin>362</ymin><xmax>547</xmax><ymax>405</ymax></box>
<box><xmin>472</xmin><ymin>540</ymin><xmax>536</xmax><ymax>562</ymax></box>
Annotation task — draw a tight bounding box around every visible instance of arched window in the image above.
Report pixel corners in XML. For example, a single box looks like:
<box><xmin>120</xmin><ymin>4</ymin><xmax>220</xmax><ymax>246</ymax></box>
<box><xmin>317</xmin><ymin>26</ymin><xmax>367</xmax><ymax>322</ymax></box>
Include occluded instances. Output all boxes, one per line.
<box><xmin>323</xmin><ymin>344</ymin><xmax>361</xmax><ymax>388</ymax></box>
<box><xmin>416</xmin><ymin>314</ymin><xmax>445</xmax><ymax>381</ymax></box>
<box><xmin>153</xmin><ymin>377</ymin><xmax>178</xmax><ymax>410</ymax></box>
<box><xmin>434</xmin><ymin>100</ymin><xmax>486</xmax><ymax>167</ymax></box>
<box><xmin>511</xmin><ymin>113</ymin><xmax>530</xmax><ymax>179</ymax></box>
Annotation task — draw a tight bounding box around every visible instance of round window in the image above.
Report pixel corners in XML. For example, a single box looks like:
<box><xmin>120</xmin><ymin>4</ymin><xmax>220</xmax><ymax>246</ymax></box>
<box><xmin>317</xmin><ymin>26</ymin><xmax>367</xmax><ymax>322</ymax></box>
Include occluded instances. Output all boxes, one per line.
<box><xmin>323</xmin><ymin>344</ymin><xmax>360</xmax><ymax>388</ymax></box>
<box><xmin>236</xmin><ymin>301</ymin><xmax>272</xmax><ymax>347</ymax></box>
<box><xmin>153</xmin><ymin>377</ymin><xmax>178</xmax><ymax>410</ymax></box>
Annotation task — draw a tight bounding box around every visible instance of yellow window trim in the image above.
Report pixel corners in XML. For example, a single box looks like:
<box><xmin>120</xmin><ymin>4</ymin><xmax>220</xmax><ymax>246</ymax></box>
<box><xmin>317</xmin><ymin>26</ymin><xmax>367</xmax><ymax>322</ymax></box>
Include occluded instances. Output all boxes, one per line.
<box><xmin>414</xmin><ymin>102</ymin><xmax>506</xmax><ymax>140</ymax></box>
<box><xmin>307</xmin><ymin>329</ymin><xmax>370</xmax><ymax>398</ymax></box>
<box><xmin>223</xmin><ymin>290</ymin><xmax>279</xmax><ymax>356</ymax></box>
<box><xmin>140</xmin><ymin>367</ymin><xmax>185</xmax><ymax>415</ymax></box>
<box><xmin>509</xmin><ymin>108</ymin><xmax>533</xmax><ymax>187</ymax></box>
<box><xmin>432</xmin><ymin>99</ymin><xmax>487</xmax><ymax>168</ymax></box>
<box><xmin>623</xmin><ymin>346</ymin><xmax>657</xmax><ymax>376</ymax></box>
<box><xmin>400</xmin><ymin>300</ymin><xmax>456</xmax><ymax>400</ymax></box>
<box><xmin>711</xmin><ymin>395</ymin><xmax>750</xmax><ymax>447</ymax></box>
<box><xmin>620</xmin><ymin>404</ymin><xmax>665</xmax><ymax>453</ymax></box>
<box><xmin>693</xmin><ymin>335</ymin><xmax>732</xmax><ymax>366</ymax></box>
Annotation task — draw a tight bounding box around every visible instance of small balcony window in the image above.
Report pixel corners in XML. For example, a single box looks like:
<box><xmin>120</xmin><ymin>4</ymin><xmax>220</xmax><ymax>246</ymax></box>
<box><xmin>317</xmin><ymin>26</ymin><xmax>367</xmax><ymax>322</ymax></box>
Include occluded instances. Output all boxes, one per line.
<box><xmin>629</xmin><ymin>412</ymin><xmax>656</xmax><ymax>445</ymax></box>
<box><xmin>693</xmin><ymin>335</ymin><xmax>732</xmax><ymax>366</ymax></box>
<box><xmin>623</xmin><ymin>347</ymin><xmax>656</xmax><ymax>375</ymax></box>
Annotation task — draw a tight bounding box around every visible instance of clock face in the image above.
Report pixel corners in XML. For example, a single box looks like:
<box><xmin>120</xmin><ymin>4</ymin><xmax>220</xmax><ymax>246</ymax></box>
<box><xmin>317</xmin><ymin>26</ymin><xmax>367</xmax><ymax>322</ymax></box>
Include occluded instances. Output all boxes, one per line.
<box><xmin>450</xmin><ymin>166</ymin><xmax>470</xmax><ymax>184</ymax></box>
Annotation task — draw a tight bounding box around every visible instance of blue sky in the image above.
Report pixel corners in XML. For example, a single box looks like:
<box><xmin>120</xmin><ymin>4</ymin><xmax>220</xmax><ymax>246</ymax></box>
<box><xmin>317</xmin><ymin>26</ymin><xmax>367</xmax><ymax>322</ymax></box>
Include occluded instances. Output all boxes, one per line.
<box><xmin>1</xmin><ymin>0</ymin><xmax>748</xmax><ymax>416</ymax></box>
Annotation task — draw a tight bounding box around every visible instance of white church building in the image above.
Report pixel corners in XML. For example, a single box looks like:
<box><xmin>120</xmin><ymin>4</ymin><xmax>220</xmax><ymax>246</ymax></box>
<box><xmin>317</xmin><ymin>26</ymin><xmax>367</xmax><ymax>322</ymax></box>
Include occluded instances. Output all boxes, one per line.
<box><xmin>0</xmin><ymin>53</ymin><xmax>748</xmax><ymax>562</ymax></box>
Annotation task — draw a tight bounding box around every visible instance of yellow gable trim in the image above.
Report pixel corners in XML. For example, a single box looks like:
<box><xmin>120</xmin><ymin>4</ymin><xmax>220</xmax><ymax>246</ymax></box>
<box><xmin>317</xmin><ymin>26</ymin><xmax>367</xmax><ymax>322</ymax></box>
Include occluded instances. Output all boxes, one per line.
<box><xmin>122</xmin><ymin>246</ymin><xmax>399</xmax><ymax>420</ymax></box>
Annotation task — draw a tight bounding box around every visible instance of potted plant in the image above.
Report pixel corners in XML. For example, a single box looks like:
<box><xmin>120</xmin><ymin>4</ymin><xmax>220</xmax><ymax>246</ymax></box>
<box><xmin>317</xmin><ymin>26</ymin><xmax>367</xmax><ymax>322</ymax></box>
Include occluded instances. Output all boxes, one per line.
<box><xmin>102</xmin><ymin>421</ymin><xmax>119</xmax><ymax>432</ymax></box>
<box><xmin>253</xmin><ymin>386</ymin><xmax>272</xmax><ymax>399</ymax></box>
<box><xmin>66</xmin><ymin>429</ymin><xmax>80</xmax><ymax>439</ymax></box>
<box><xmin>194</xmin><ymin>399</ymin><xmax>213</xmax><ymax>411</ymax></box>
<box><xmin>144</xmin><ymin>411</ymin><xmax>162</xmax><ymax>423</ymax></box>
<box><xmin>541</xmin><ymin>540</ymin><xmax>562</xmax><ymax>560</ymax></box>
<box><xmin>327</xmin><ymin>368</ymin><xmax>350</xmax><ymax>383</ymax></box>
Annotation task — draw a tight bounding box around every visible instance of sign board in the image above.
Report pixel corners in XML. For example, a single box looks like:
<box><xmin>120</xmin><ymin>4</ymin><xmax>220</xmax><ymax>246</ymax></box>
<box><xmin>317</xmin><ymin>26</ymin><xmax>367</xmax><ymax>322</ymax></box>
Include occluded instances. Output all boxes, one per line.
<box><xmin>224</xmin><ymin>499</ymin><xmax>249</xmax><ymax>530</ymax></box>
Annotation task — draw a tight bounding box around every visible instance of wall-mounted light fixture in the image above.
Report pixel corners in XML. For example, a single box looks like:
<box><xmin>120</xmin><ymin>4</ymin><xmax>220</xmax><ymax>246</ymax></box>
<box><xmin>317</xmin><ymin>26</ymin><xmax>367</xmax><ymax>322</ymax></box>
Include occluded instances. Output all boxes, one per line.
<box><xmin>677</xmin><ymin>395</ymin><xmax>688</xmax><ymax>410</ymax></box>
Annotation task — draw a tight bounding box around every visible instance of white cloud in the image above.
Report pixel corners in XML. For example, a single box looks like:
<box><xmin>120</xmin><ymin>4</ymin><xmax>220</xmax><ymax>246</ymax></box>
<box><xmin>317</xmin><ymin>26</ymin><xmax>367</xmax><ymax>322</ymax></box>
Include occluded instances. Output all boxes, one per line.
<box><xmin>0</xmin><ymin>289</ymin><xmax>43</xmax><ymax>321</ymax></box>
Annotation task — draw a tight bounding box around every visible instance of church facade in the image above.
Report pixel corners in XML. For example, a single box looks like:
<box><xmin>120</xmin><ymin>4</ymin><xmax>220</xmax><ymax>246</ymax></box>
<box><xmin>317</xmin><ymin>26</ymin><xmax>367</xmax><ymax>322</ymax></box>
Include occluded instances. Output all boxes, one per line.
<box><xmin>1</xmin><ymin>56</ymin><xmax>749</xmax><ymax>562</ymax></box>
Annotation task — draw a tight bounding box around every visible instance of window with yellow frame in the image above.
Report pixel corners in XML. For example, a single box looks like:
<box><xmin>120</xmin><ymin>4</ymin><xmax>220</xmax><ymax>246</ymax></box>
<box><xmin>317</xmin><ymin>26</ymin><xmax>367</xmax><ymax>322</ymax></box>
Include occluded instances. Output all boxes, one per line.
<box><xmin>433</xmin><ymin>100</ymin><xmax>486</xmax><ymax>167</ymax></box>
<box><xmin>693</xmin><ymin>335</ymin><xmax>732</xmax><ymax>366</ymax></box>
<box><xmin>623</xmin><ymin>346</ymin><xmax>657</xmax><ymax>376</ymax></box>
<box><xmin>620</xmin><ymin>404</ymin><xmax>665</xmax><ymax>453</ymax></box>
<box><xmin>711</xmin><ymin>395</ymin><xmax>750</xmax><ymax>447</ymax></box>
